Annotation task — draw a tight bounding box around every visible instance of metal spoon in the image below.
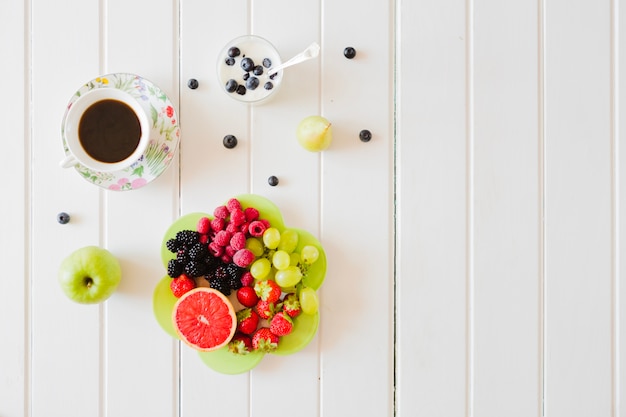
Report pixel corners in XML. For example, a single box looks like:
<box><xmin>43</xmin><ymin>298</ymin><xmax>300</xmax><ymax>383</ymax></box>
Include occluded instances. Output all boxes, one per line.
<box><xmin>268</xmin><ymin>42</ymin><xmax>320</xmax><ymax>77</ymax></box>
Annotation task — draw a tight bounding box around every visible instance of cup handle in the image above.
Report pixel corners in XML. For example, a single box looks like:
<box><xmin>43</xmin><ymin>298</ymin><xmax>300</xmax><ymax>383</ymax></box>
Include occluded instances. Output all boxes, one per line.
<box><xmin>59</xmin><ymin>155</ymin><xmax>78</xmax><ymax>169</ymax></box>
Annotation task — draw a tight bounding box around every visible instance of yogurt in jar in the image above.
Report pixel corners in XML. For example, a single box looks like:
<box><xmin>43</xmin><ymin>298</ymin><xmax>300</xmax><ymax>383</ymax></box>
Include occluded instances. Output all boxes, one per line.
<box><xmin>217</xmin><ymin>35</ymin><xmax>283</xmax><ymax>104</ymax></box>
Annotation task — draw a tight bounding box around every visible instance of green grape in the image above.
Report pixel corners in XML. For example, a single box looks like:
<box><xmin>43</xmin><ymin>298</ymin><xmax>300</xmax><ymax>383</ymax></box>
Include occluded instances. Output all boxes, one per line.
<box><xmin>263</xmin><ymin>227</ymin><xmax>281</xmax><ymax>249</ymax></box>
<box><xmin>299</xmin><ymin>287</ymin><xmax>319</xmax><ymax>315</ymax></box>
<box><xmin>289</xmin><ymin>252</ymin><xmax>301</xmax><ymax>267</ymax></box>
<box><xmin>277</xmin><ymin>229</ymin><xmax>299</xmax><ymax>253</ymax></box>
<box><xmin>246</xmin><ymin>237</ymin><xmax>265</xmax><ymax>257</ymax></box>
<box><xmin>272</xmin><ymin>250</ymin><xmax>291</xmax><ymax>270</ymax></box>
<box><xmin>275</xmin><ymin>266</ymin><xmax>303</xmax><ymax>289</ymax></box>
<box><xmin>301</xmin><ymin>245</ymin><xmax>320</xmax><ymax>264</ymax></box>
<box><xmin>250</xmin><ymin>258</ymin><xmax>271</xmax><ymax>280</ymax></box>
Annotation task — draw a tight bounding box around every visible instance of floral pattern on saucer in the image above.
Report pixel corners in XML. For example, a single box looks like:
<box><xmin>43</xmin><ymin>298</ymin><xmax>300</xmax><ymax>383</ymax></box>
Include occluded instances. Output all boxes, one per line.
<box><xmin>61</xmin><ymin>73</ymin><xmax>181</xmax><ymax>191</ymax></box>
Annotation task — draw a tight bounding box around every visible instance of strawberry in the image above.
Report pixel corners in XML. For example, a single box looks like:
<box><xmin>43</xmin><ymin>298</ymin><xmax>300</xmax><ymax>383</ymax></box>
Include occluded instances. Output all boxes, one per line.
<box><xmin>237</xmin><ymin>286</ymin><xmax>259</xmax><ymax>308</ymax></box>
<box><xmin>254</xmin><ymin>279</ymin><xmax>281</xmax><ymax>303</ymax></box>
<box><xmin>236</xmin><ymin>308</ymin><xmax>259</xmax><ymax>335</ymax></box>
<box><xmin>281</xmin><ymin>293</ymin><xmax>302</xmax><ymax>318</ymax></box>
<box><xmin>170</xmin><ymin>274</ymin><xmax>196</xmax><ymax>297</ymax></box>
<box><xmin>270</xmin><ymin>312</ymin><xmax>293</xmax><ymax>336</ymax></box>
<box><xmin>252</xmin><ymin>327</ymin><xmax>279</xmax><ymax>352</ymax></box>
<box><xmin>228</xmin><ymin>333</ymin><xmax>252</xmax><ymax>355</ymax></box>
<box><xmin>255</xmin><ymin>299</ymin><xmax>279</xmax><ymax>320</ymax></box>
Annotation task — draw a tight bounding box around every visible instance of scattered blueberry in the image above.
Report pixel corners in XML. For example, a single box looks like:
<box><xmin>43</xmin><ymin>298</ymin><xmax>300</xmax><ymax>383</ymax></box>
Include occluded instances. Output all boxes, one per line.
<box><xmin>228</xmin><ymin>47</ymin><xmax>241</xmax><ymax>58</ymax></box>
<box><xmin>344</xmin><ymin>46</ymin><xmax>357</xmax><ymax>59</ymax></box>
<box><xmin>57</xmin><ymin>212</ymin><xmax>70</xmax><ymax>224</ymax></box>
<box><xmin>269</xmin><ymin>72</ymin><xmax>278</xmax><ymax>80</ymax></box>
<box><xmin>241</xmin><ymin>57</ymin><xmax>254</xmax><ymax>72</ymax></box>
<box><xmin>242</xmin><ymin>73</ymin><xmax>250</xmax><ymax>81</ymax></box>
<box><xmin>187</xmin><ymin>78</ymin><xmax>199</xmax><ymax>89</ymax></box>
<box><xmin>268</xmin><ymin>176</ymin><xmax>279</xmax><ymax>186</ymax></box>
<box><xmin>236</xmin><ymin>85</ymin><xmax>247</xmax><ymax>95</ymax></box>
<box><xmin>225</xmin><ymin>79</ymin><xmax>238</xmax><ymax>93</ymax></box>
<box><xmin>223</xmin><ymin>135</ymin><xmax>238</xmax><ymax>149</ymax></box>
<box><xmin>359</xmin><ymin>129</ymin><xmax>372</xmax><ymax>142</ymax></box>
<box><xmin>253</xmin><ymin>65</ymin><xmax>264</xmax><ymax>76</ymax></box>
<box><xmin>225</xmin><ymin>57</ymin><xmax>235</xmax><ymax>66</ymax></box>
<box><xmin>262</xmin><ymin>58</ymin><xmax>272</xmax><ymax>68</ymax></box>
<box><xmin>246</xmin><ymin>76</ymin><xmax>260</xmax><ymax>90</ymax></box>
<box><xmin>264</xmin><ymin>82</ymin><xmax>273</xmax><ymax>90</ymax></box>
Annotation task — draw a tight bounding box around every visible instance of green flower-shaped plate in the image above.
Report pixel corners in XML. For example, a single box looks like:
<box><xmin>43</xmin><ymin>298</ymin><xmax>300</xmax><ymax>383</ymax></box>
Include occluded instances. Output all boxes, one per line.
<box><xmin>152</xmin><ymin>194</ymin><xmax>326</xmax><ymax>374</ymax></box>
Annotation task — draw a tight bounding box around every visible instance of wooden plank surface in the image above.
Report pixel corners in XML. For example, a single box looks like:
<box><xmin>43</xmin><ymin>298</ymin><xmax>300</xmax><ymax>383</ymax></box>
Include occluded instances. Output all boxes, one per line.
<box><xmin>395</xmin><ymin>0</ymin><xmax>469</xmax><ymax>415</ymax></box>
<box><xmin>3</xmin><ymin>0</ymin><xmax>624</xmax><ymax>416</ymax></box>
<box><xmin>544</xmin><ymin>0</ymin><xmax>614</xmax><ymax>415</ymax></box>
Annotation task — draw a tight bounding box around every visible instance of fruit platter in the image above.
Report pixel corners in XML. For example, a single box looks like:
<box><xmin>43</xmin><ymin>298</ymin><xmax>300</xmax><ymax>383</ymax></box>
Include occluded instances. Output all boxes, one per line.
<box><xmin>152</xmin><ymin>194</ymin><xmax>326</xmax><ymax>374</ymax></box>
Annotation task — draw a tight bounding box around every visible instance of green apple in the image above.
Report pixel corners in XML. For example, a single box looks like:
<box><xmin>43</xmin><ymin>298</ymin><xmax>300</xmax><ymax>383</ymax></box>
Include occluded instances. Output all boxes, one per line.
<box><xmin>296</xmin><ymin>116</ymin><xmax>333</xmax><ymax>152</ymax></box>
<box><xmin>58</xmin><ymin>246</ymin><xmax>122</xmax><ymax>304</ymax></box>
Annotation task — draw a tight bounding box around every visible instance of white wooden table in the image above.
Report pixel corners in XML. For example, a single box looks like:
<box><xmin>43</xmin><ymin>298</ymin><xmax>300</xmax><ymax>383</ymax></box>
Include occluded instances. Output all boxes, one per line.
<box><xmin>1</xmin><ymin>0</ymin><xmax>624</xmax><ymax>416</ymax></box>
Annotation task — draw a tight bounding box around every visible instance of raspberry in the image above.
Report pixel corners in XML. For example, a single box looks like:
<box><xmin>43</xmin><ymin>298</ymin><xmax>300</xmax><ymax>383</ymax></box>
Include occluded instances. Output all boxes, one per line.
<box><xmin>210</xmin><ymin>217</ymin><xmax>225</xmax><ymax>232</ymax></box>
<box><xmin>230</xmin><ymin>232</ymin><xmax>246</xmax><ymax>251</ymax></box>
<box><xmin>240</xmin><ymin>271</ymin><xmax>254</xmax><ymax>287</ymax></box>
<box><xmin>221</xmin><ymin>254</ymin><xmax>233</xmax><ymax>264</ymax></box>
<box><xmin>260</xmin><ymin>219</ymin><xmax>270</xmax><ymax>229</ymax></box>
<box><xmin>208</xmin><ymin>241</ymin><xmax>224</xmax><ymax>257</ymax></box>
<box><xmin>244</xmin><ymin>207</ymin><xmax>259</xmax><ymax>222</ymax></box>
<box><xmin>248</xmin><ymin>220</ymin><xmax>267</xmax><ymax>237</ymax></box>
<box><xmin>213</xmin><ymin>205</ymin><xmax>229</xmax><ymax>219</ymax></box>
<box><xmin>226</xmin><ymin>198</ymin><xmax>242</xmax><ymax>212</ymax></box>
<box><xmin>239</xmin><ymin>222</ymin><xmax>249</xmax><ymax>233</ymax></box>
<box><xmin>214</xmin><ymin>230</ymin><xmax>231</xmax><ymax>247</ymax></box>
<box><xmin>225</xmin><ymin>222</ymin><xmax>239</xmax><ymax>234</ymax></box>
<box><xmin>230</xmin><ymin>209</ymin><xmax>246</xmax><ymax>226</ymax></box>
<box><xmin>233</xmin><ymin>249</ymin><xmax>255</xmax><ymax>267</ymax></box>
<box><xmin>196</xmin><ymin>217</ymin><xmax>211</xmax><ymax>234</ymax></box>
<box><xmin>225</xmin><ymin>245</ymin><xmax>236</xmax><ymax>258</ymax></box>
<box><xmin>199</xmin><ymin>234</ymin><xmax>209</xmax><ymax>244</ymax></box>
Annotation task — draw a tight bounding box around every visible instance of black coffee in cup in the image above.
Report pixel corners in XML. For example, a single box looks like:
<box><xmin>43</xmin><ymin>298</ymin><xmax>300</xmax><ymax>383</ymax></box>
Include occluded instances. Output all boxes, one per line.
<box><xmin>78</xmin><ymin>99</ymin><xmax>142</xmax><ymax>163</ymax></box>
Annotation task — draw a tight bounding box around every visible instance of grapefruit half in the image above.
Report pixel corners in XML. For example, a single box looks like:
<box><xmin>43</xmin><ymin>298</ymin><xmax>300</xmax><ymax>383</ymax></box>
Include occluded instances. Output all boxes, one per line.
<box><xmin>172</xmin><ymin>287</ymin><xmax>237</xmax><ymax>352</ymax></box>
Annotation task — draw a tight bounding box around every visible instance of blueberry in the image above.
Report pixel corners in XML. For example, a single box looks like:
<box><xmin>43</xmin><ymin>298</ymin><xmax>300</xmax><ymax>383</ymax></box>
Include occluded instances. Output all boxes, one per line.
<box><xmin>253</xmin><ymin>65</ymin><xmax>264</xmax><ymax>76</ymax></box>
<box><xmin>242</xmin><ymin>73</ymin><xmax>250</xmax><ymax>81</ymax></box>
<box><xmin>236</xmin><ymin>85</ymin><xmax>247</xmax><ymax>95</ymax></box>
<box><xmin>264</xmin><ymin>82</ymin><xmax>273</xmax><ymax>90</ymax></box>
<box><xmin>187</xmin><ymin>78</ymin><xmax>199</xmax><ymax>89</ymax></box>
<box><xmin>269</xmin><ymin>72</ymin><xmax>278</xmax><ymax>80</ymax></box>
<box><xmin>246</xmin><ymin>76</ymin><xmax>260</xmax><ymax>90</ymax></box>
<box><xmin>225</xmin><ymin>79</ymin><xmax>238</xmax><ymax>93</ymax></box>
<box><xmin>223</xmin><ymin>135</ymin><xmax>238</xmax><ymax>149</ymax></box>
<box><xmin>268</xmin><ymin>176</ymin><xmax>279</xmax><ymax>186</ymax></box>
<box><xmin>262</xmin><ymin>58</ymin><xmax>272</xmax><ymax>68</ymax></box>
<box><xmin>241</xmin><ymin>57</ymin><xmax>254</xmax><ymax>72</ymax></box>
<box><xmin>228</xmin><ymin>47</ymin><xmax>241</xmax><ymax>58</ymax></box>
<box><xmin>57</xmin><ymin>212</ymin><xmax>70</xmax><ymax>224</ymax></box>
<box><xmin>344</xmin><ymin>47</ymin><xmax>357</xmax><ymax>59</ymax></box>
<box><xmin>359</xmin><ymin>129</ymin><xmax>372</xmax><ymax>142</ymax></box>
<box><xmin>225</xmin><ymin>57</ymin><xmax>235</xmax><ymax>66</ymax></box>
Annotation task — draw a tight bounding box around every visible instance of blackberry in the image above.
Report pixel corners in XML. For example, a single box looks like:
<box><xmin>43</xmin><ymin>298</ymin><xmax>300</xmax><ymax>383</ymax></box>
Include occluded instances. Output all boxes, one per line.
<box><xmin>203</xmin><ymin>255</ymin><xmax>220</xmax><ymax>272</ymax></box>
<box><xmin>176</xmin><ymin>230</ymin><xmax>200</xmax><ymax>246</ymax></box>
<box><xmin>165</xmin><ymin>238</ymin><xmax>180</xmax><ymax>253</ymax></box>
<box><xmin>225</xmin><ymin>263</ymin><xmax>245</xmax><ymax>290</ymax></box>
<box><xmin>176</xmin><ymin>248</ymin><xmax>190</xmax><ymax>264</ymax></box>
<box><xmin>184</xmin><ymin>260</ymin><xmax>207</xmax><ymax>277</ymax></box>
<box><xmin>188</xmin><ymin>243</ymin><xmax>209</xmax><ymax>260</ymax></box>
<box><xmin>167</xmin><ymin>258</ymin><xmax>184</xmax><ymax>278</ymax></box>
<box><xmin>208</xmin><ymin>276</ymin><xmax>231</xmax><ymax>296</ymax></box>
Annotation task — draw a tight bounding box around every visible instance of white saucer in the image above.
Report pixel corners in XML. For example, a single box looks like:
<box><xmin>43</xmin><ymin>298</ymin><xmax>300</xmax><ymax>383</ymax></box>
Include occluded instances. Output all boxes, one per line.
<box><xmin>61</xmin><ymin>73</ymin><xmax>181</xmax><ymax>191</ymax></box>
